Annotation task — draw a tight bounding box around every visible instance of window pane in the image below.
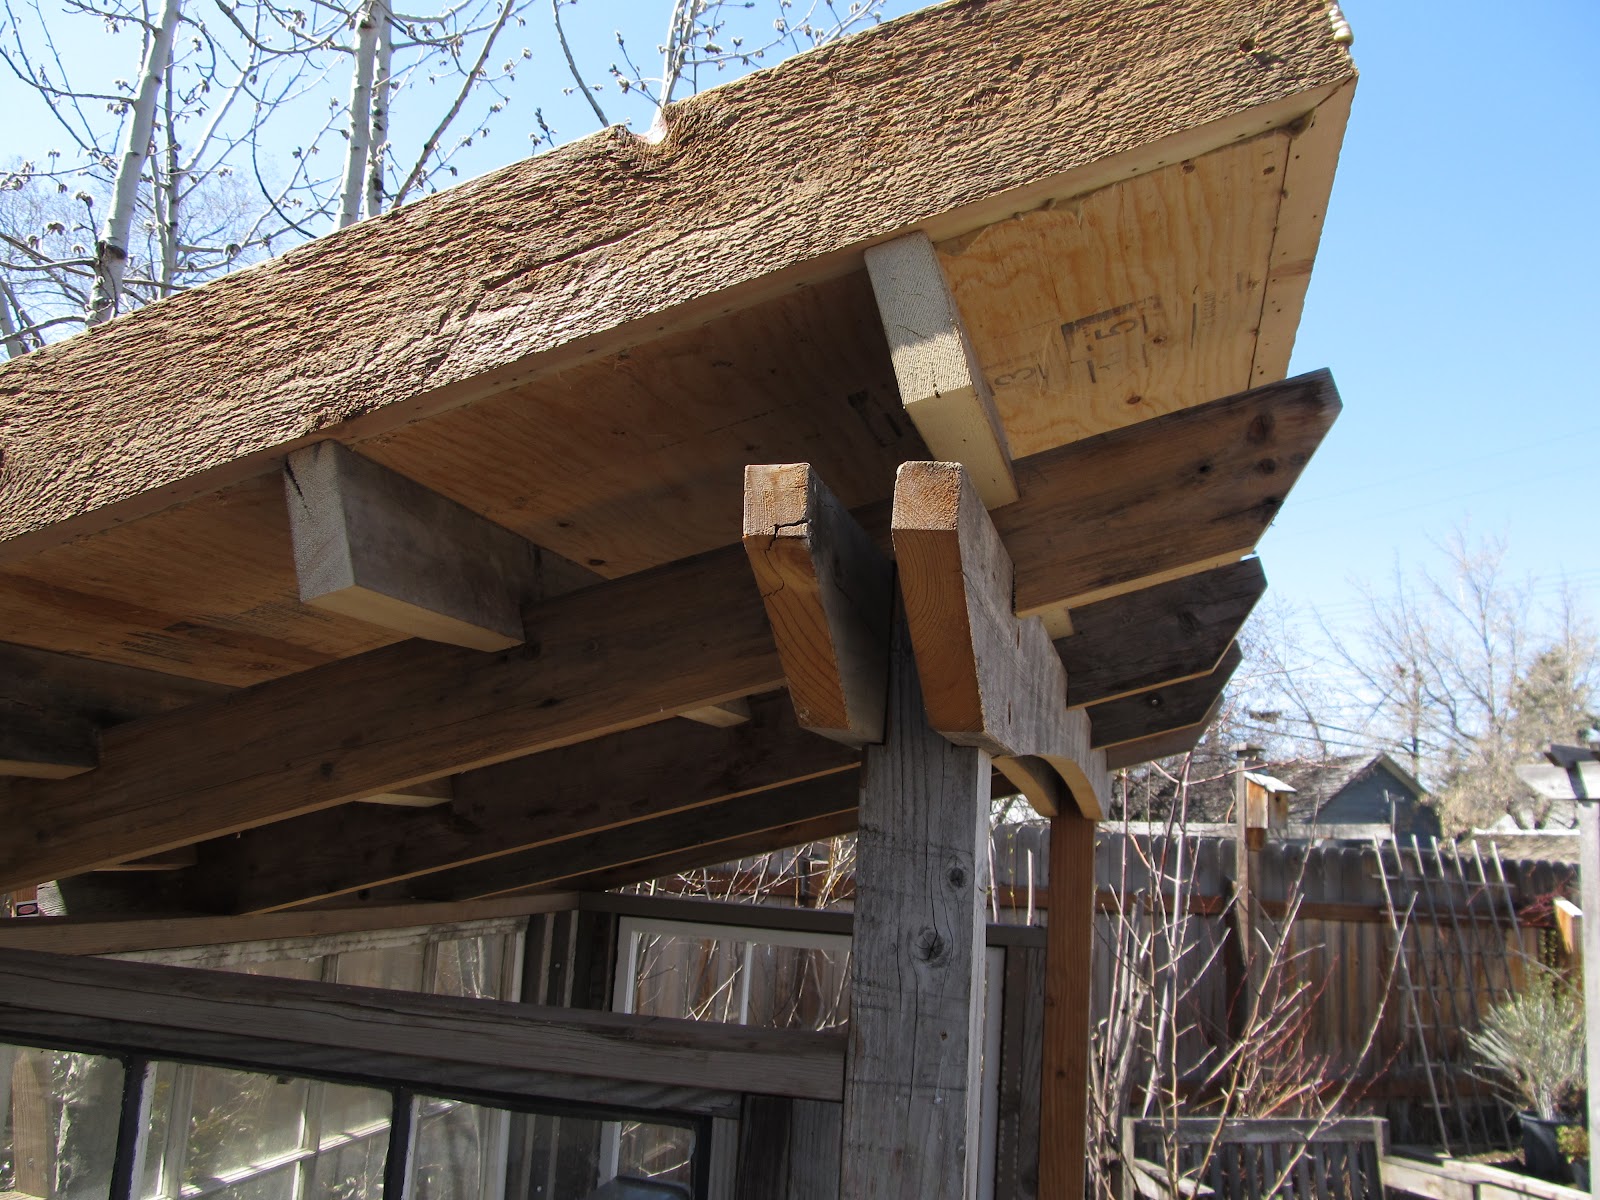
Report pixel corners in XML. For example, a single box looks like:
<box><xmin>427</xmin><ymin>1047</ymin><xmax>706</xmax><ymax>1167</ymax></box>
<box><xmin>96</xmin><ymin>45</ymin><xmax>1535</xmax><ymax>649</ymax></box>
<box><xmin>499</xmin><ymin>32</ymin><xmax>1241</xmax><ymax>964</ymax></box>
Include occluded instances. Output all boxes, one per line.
<box><xmin>499</xmin><ymin>1110</ymin><xmax>693</xmax><ymax>1200</ymax></box>
<box><xmin>172</xmin><ymin>1067</ymin><xmax>309</xmax><ymax>1190</ymax></box>
<box><xmin>1</xmin><ymin>1044</ymin><xmax>125</xmax><ymax>1200</ymax></box>
<box><xmin>303</xmin><ymin>1128</ymin><xmax>388</xmax><ymax>1200</ymax></box>
<box><xmin>410</xmin><ymin>1100</ymin><xmax>489</xmax><ymax>1200</ymax></box>
<box><xmin>320</xmin><ymin>1084</ymin><xmax>390</xmax><ymax>1146</ymax></box>
<box><xmin>336</xmin><ymin>944</ymin><xmax>426</xmax><ymax>992</ymax></box>
<box><xmin>429</xmin><ymin>937</ymin><xmax>506</xmax><ymax>1001</ymax></box>
<box><xmin>630</xmin><ymin>931</ymin><xmax>851</xmax><ymax>1031</ymax></box>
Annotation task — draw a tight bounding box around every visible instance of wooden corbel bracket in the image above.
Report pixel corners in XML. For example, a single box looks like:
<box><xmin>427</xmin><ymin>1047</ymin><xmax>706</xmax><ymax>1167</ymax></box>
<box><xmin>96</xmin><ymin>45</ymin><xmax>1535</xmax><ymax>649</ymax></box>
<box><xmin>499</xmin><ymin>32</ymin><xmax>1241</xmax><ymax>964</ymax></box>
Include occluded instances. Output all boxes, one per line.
<box><xmin>743</xmin><ymin>464</ymin><xmax>895</xmax><ymax>748</ymax></box>
<box><xmin>890</xmin><ymin>461</ymin><xmax>1108</xmax><ymax>819</ymax></box>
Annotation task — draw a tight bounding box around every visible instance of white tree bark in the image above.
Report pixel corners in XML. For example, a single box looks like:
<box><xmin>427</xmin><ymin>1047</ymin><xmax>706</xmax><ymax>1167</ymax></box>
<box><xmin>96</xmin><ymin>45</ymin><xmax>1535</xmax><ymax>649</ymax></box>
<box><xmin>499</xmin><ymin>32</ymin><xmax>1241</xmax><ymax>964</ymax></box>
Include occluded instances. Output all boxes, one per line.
<box><xmin>86</xmin><ymin>0</ymin><xmax>184</xmax><ymax>326</ymax></box>
<box><xmin>364</xmin><ymin>1</ymin><xmax>393</xmax><ymax>220</ymax></box>
<box><xmin>338</xmin><ymin>0</ymin><xmax>382</xmax><ymax>229</ymax></box>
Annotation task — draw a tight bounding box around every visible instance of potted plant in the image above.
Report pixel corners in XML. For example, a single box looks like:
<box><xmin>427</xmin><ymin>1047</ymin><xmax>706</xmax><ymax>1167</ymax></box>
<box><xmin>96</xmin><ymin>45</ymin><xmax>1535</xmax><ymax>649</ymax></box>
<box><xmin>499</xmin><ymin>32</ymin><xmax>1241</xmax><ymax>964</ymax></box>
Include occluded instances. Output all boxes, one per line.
<box><xmin>1558</xmin><ymin>1125</ymin><xmax>1590</xmax><ymax>1191</ymax></box>
<box><xmin>1466</xmin><ymin>978</ymin><xmax>1587</xmax><ymax>1183</ymax></box>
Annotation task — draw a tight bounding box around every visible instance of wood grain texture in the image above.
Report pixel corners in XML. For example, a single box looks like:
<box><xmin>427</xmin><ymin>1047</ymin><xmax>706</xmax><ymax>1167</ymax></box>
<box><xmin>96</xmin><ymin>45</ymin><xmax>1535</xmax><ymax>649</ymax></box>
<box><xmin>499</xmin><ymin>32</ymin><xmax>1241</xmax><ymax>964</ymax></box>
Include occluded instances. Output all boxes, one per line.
<box><xmin>0</xmin><ymin>643</ymin><xmax>226</xmax><ymax>777</ymax></box>
<box><xmin>1086</xmin><ymin>641</ymin><xmax>1242</xmax><ymax>748</ymax></box>
<box><xmin>198</xmin><ymin>690</ymin><xmax>856</xmax><ymax>913</ymax></box>
<box><xmin>1058</xmin><ymin>558</ymin><xmax>1265</xmax><ymax>707</ymax></box>
<box><xmin>840</xmin><ymin>610</ymin><xmax>989</xmax><ymax>1200</ymax></box>
<box><xmin>1039</xmin><ymin>813</ymin><xmax>1096</xmax><ymax>1200</ymax></box>
<box><xmin>0</xmin><ymin>947</ymin><xmax>847</xmax><ymax>1106</ymax></box>
<box><xmin>993</xmin><ymin>370</ymin><xmax>1340</xmax><ymax>613</ymax></box>
<box><xmin>995</xmin><ymin>946</ymin><xmax>1045</xmax><ymax>1200</ymax></box>
<box><xmin>892</xmin><ymin>460</ymin><xmax>1107</xmax><ymax>819</ymax></box>
<box><xmin>0</xmin><ymin>0</ymin><xmax>1354</xmax><ymax>559</ymax></box>
<box><xmin>1250</xmin><ymin>80</ymin><xmax>1355</xmax><ymax>389</ymax></box>
<box><xmin>0</xmin><ymin>543</ymin><xmax>785</xmax><ymax>892</ymax></box>
<box><xmin>865</xmin><ymin>233</ymin><xmax>1016</xmax><ymax>506</ymax></box>
<box><xmin>1102</xmin><ymin>693</ymin><xmax>1224</xmax><ymax>770</ymax></box>
<box><xmin>744</xmin><ymin>464</ymin><xmax>894</xmax><ymax>746</ymax></box>
<box><xmin>944</xmin><ymin>133</ymin><xmax>1288</xmax><ymax>457</ymax></box>
<box><xmin>0</xmin><ymin>474</ymin><xmax>399</xmax><ymax>686</ymax></box>
<box><xmin>285</xmin><ymin>440</ymin><xmax>597</xmax><ymax>650</ymax></box>
<box><xmin>738</xmin><ymin>1097</ymin><xmax>842</xmax><ymax>1200</ymax></box>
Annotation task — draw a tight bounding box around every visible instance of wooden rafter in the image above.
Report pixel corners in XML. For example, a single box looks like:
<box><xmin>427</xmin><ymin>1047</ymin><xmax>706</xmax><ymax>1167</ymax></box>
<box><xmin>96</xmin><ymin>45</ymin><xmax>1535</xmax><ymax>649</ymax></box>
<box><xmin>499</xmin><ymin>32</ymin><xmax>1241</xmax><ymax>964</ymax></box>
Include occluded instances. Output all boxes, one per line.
<box><xmin>1058</xmin><ymin>558</ymin><xmax>1266</xmax><ymax>707</ymax></box>
<box><xmin>199</xmin><ymin>694</ymin><xmax>858</xmax><ymax>912</ymax></box>
<box><xmin>1089</xmin><ymin>641</ymin><xmax>1244</xmax><ymax>750</ymax></box>
<box><xmin>993</xmin><ymin>370</ymin><xmax>1339</xmax><ymax>613</ymax></box>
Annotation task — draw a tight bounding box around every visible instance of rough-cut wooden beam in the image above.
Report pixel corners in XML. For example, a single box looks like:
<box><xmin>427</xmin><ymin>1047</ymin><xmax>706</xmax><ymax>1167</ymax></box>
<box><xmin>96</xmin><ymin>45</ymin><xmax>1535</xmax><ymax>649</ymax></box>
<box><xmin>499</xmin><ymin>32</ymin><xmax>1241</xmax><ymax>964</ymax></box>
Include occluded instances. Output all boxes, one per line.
<box><xmin>840</xmin><ymin>609</ymin><xmax>989</xmax><ymax>1199</ymax></box>
<box><xmin>892</xmin><ymin>461</ymin><xmax>1107</xmax><ymax>820</ymax></box>
<box><xmin>0</xmin><ymin>0</ymin><xmax>1354</xmax><ymax>560</ymax></box>
<box><xmin>0</xmin><ymin>948</ymin><xmax>846</xmax><ymax>1108</ymax></box>
<box><xmin>0</xmin><ymin>544</ymin><xmax>786</xmax><ymax>892</ymax></box>
<box><xmin>1103</xmin><ymin>694</ymin><xmax>1224</xmax><ymax>770</ymax></box>
<box><xmin>0</xmin><ymin>375</ymin><xmax>1330</xmax><ymax>889</ymax></box>
<box><xmin>198</xmin><ymin>692</ymin><xmax>857</xmax><ymax>913</ymax></box>
<box><xmin>0</xmin><ymin>643</ymin><xmax>226</xmax><ymax>778</ymax></box>
<box><xmin>1058</xmin><ymin>558</ymin><xmax>1266</xmax><ymax>707</ymax></box>
<box><xmin>286</xmin><ymin>440</ymin><xmax>597</xmax><ymax>650</ymax></box>
<box><xmin>994</xmin><ymin>371</ymin><xmax>1339</xmax><ymax>613</ymax></box>
<box><xmin>1087</xmin><ymin>641</ymin><xmax>1242</xmax><ymax>749</ymax></box>
<box><xmin>865</xmin><ymin>234</ymin><xmax>1016</xmax><ymax>507</ymax></box>
<box><xmin>399</xmin><ymin>772</ymin><xmax>860</xmax><ymax>903</ymax></box>
<box><xmin>743</xmin><ymin>464</ymin><xmax>893</xmax><ymax>746</ymax></box>
<box><xmin>93</xmin><ymin>847</ymin><xmax>198</xmax><ymax>872</ymax></box>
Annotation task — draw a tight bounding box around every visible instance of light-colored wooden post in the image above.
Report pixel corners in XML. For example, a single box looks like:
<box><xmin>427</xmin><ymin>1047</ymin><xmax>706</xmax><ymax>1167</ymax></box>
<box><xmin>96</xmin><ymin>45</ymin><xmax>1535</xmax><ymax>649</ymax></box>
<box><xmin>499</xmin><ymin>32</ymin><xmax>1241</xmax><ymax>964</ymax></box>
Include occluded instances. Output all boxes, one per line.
<box><xmin>1039</xmin><ymin>811</ymin><xmax>1096</xmax><ymax>1200</ymax></box>
<box><xmin>840</xmin><ymin>608</ymin><xmax>990</xmax><ymax>1200</ymax></box>
<box><xmin>1579</xmin><ymin>802</ymin><xmax>1599</xmax><ymax>1200</ymax></box>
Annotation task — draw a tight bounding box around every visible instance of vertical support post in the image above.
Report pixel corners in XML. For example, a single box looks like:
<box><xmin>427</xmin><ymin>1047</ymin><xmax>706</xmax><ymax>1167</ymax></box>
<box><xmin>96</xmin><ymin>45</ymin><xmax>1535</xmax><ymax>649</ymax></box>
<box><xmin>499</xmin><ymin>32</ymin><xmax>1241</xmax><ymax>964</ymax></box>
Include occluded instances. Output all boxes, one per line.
<box><xmin>1039</xmin><ymin>812</ymin><xmax>1095</xmax><ymax>1200</ymax></box>
<box><xmin>840</xmin><ymin>608</ymin><xmax>990</xmax><ymax>1200</ymax></box>
<box><xmin>1579</xmin><ymin>802</ymin><xmax>1600</xmax><ymax>1200</ymax></box>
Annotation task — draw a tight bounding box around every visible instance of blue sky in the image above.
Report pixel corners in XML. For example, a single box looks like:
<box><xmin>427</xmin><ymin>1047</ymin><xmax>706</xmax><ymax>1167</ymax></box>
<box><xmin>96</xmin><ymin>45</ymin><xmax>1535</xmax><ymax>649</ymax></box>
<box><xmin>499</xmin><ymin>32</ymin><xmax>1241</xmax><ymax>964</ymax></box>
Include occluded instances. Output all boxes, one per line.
<box><xmin>3</xmin><ymin>0</ymin><xmax>1596</xmax><ymax>645</ymax></box>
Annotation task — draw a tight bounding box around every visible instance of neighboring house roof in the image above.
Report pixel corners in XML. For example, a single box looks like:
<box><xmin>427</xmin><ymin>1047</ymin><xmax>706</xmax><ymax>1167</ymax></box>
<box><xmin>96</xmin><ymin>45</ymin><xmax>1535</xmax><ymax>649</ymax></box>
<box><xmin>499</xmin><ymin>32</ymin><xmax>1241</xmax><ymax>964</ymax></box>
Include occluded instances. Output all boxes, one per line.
<box><xmin>1468</xmin><ymin>829</ymin><xmax>1582</xmax><ymax>866</ymax></box>
<box><xmin>1278</xmin><ymin>752</ymin><xmax>1425</xmax><ymax>823</ymax></box>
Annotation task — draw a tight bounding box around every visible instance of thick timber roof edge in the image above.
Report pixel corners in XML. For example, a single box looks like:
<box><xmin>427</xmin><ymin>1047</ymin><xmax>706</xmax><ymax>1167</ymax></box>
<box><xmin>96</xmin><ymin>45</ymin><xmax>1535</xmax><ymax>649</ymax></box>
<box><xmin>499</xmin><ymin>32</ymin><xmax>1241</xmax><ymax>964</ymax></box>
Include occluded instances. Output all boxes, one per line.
<box><xmin>0</xmin><ymin>0</ymin><xmax>1354</xmax><ymax>559</ymax></box>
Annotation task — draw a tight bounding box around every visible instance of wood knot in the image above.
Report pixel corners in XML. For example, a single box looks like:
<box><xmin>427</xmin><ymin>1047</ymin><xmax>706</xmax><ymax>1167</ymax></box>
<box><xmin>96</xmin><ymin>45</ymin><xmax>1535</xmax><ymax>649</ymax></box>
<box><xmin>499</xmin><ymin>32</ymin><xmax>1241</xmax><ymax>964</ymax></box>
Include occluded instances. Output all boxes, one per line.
<box><xmin>947</xmin><ymin>865</ymin><xmax>967</xmax><ymax>889</ymax></box>
<box><xmin>914</xmin><ymin>927</ymin><xmax>948</xmax><ymax>965</ymax></box>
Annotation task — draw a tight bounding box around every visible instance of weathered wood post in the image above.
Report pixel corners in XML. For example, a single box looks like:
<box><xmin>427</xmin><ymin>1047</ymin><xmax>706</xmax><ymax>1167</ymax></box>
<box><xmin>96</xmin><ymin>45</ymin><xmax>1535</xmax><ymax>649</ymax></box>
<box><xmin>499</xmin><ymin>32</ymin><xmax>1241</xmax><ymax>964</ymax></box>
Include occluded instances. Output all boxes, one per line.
<box><xmin>840</xmin><ymin>607</ymin><xmax>992</xmax><ymax>1199</ymax></box>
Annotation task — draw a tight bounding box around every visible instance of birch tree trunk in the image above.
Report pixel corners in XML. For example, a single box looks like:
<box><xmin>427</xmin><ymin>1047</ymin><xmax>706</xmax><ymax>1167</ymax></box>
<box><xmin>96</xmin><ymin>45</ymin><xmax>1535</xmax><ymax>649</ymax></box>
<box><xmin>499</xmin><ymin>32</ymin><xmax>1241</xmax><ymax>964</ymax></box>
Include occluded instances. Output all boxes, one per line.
<box><xmin>339</xmin><ymin>0</ymin><xmax>383</xmax><ymax>229</ymax></box>
<box><xmin>365</xmin><ymin>3</ymin><xmax>393</xmax><ymax>220</ymax></box>
<box><xmin>86</xmin><ymin>0</ymin><xmax>183</xmax><ymax>326</ymax></box>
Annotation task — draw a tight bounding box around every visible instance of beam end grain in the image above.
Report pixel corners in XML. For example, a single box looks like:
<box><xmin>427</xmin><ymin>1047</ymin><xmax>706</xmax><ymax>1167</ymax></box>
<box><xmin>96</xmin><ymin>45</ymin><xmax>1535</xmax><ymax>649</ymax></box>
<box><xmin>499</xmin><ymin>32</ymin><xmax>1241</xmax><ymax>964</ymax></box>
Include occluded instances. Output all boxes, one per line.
<box><xmin>743</xmin><ymin>464</ymin><xmax>894</xmax><ymax>747</ymax></box>
<box><xmin>286</xmin><ymin>440</ymin><xmax>598</xmax><ymax>651</ymax></box>
<box><xmin>891</xmin><ymin>461</ymin><xmax>1106</xmax><ymax>819</ymax></box>
<box><xmin>866</xmin><ymin>233</ymin><xmax>1018</xmax><ymax>508</ymax></box>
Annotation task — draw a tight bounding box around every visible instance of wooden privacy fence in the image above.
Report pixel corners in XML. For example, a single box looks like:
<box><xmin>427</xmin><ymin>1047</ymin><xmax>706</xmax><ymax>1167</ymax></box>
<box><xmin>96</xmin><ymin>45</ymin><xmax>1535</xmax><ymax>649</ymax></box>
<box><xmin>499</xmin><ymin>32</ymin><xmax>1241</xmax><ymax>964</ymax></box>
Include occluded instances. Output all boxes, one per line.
<box><xmin>988</xmin><ymin>827</ymin><xmax>1578</xmax><ymax>1156</ymax></box>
